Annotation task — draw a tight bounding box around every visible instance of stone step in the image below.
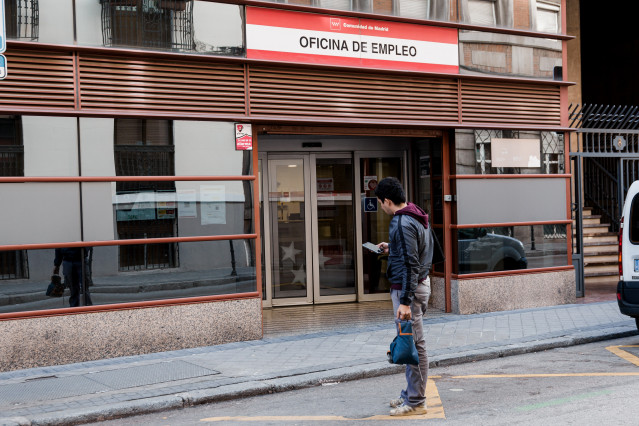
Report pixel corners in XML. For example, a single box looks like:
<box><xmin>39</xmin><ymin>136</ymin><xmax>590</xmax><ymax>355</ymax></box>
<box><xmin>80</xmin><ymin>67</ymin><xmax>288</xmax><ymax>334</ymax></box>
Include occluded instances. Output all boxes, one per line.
<box><xmin>583</xmin><ymin>246</ymin><xmax>617</xmax><ymax>255</ymax></box>
<box><xmin>583</xmin><ymin>217</ymin><xmax>601</xmax><ymax>225</ymax></box>
<box><xmin>583</xmin><ymin>254</ymin><xmax>618</xmax><ymax>264</ymax></box>
<box><xmin>574</xmin><ymin>225</ymin><xmax>613</xmax><ymax>235</ymax></box>
<box><xmin>575</xmin><ymin>235</ymin><xmax>617</xmax><ymax>244</ymax></box>
<box><xmin>584</xmin><ymin>275</ymin><xmax>618</xmax><ymax>285</ymax></box>
<box><xmin>584</xmin><ymin>264</ymin><xmax>619</xmax><ymax>276</ymax></box>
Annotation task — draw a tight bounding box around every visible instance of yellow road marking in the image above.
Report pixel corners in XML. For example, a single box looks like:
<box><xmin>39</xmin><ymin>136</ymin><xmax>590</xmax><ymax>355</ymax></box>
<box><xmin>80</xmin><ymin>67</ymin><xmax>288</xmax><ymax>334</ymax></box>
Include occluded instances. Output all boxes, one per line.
<box><xmin>200</xmin><ymin>378</ymin><xmax>445</xmax><ymax>422</ymax></box>
<box><xmin>450</xmin><ymin>372</ymin><xmax>639</xmax><ymax>379</ymax></box>
<box><xmin>606</xmin><ymin>345</ymin><xmax>639</xmax><ymax>367</ymax></box>
<box><xmin>200</xmin><ymin>348</ymin><xmax>639</xmax><ymax>422</ymax></box>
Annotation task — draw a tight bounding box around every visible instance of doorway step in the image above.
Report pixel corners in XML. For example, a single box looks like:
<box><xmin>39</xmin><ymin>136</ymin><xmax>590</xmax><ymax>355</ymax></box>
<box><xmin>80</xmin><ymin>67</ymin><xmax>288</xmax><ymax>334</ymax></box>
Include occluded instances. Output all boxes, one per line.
<box><xmin>575</xmin><ymin>207</ymin><xmax>618</xmax><ymax>302</ymax></box>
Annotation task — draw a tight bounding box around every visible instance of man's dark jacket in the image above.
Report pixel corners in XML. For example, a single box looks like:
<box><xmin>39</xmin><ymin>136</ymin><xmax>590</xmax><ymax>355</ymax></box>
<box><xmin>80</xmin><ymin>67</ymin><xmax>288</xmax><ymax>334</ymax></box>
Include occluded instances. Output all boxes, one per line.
<box><xmin>386</xmin><ymin>202</ymin><xmax>434</xmax><ymax>306</ymax></box>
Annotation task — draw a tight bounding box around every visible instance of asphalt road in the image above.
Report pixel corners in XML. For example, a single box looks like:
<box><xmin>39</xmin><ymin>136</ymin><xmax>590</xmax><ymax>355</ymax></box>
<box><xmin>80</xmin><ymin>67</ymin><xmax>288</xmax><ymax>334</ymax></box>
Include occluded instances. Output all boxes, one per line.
<box><xmin>98</xmin><ymin>335</ymin><xmax>639</xmax><ymax>425</ymax></box>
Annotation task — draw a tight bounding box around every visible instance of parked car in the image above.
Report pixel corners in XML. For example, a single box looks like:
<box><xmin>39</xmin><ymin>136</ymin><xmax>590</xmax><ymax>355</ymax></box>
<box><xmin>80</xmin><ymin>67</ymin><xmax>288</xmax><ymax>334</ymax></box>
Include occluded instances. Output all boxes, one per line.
<box><xmin>618</xmin><ymin>181</ymin><xmax>639</xmax><ymax>330</ymax></box>
<box><xmin>458</xmin><ymin>228</ymin><xmax>528</xmax><ymax>274</ymax></box>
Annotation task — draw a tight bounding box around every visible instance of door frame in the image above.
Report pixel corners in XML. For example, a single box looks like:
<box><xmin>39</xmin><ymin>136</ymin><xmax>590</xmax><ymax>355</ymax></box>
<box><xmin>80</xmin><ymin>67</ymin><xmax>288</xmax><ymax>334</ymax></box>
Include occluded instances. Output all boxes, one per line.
<box><xmin>310</xmin><ymin>152</ymin><xmax>358</xmax><ymax>304</ymax></box>
<box><xmin>354</xmin><ymin>150</ymin><xmax>408</xmax><ymax>302</ymax></box>
<box><xmin>266</xmin><ymin>154</ymin><xmax>314</xmax><ymax>307</ymax></box>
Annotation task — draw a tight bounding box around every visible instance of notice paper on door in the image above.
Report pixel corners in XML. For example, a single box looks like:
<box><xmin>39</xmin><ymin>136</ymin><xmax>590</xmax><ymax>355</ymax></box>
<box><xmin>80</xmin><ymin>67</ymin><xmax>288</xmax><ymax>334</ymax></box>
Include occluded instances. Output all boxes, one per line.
<box><xmin>200</xmin><ymin>185</ymin><xmax>226</xmax><ymax>225</ymax></box>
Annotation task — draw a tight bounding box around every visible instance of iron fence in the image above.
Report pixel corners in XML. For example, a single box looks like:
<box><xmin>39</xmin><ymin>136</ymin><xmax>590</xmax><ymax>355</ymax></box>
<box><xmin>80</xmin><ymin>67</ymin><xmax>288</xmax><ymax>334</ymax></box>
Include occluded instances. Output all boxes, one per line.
<box><xmin>0</xmin><ymin>250</ymin><xmax>28</xmax><ymax>280</ymax></box>
<box><xmin>0</xmin><ymin>146</ymin><xmax>24</xmax><ymax>177</ymax></box>
<box><xmin>100</xmin><ymin>0</ymin><xmax>194</xmax><ymax>51</ymax></box>
<box><xmin>5</xmin><ymin>0</ymin><xmax>39</xmax><ymax>40</ymax></box>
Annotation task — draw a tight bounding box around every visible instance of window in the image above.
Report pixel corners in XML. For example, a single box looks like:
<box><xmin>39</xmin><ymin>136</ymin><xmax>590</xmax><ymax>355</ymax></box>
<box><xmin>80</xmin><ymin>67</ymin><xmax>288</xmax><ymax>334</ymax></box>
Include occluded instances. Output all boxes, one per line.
<box><xmin>100</xmin><ymin>0</ymin><xmax>194</xmax><ymax>51</ymax></box>
<box><xmin>0</xmin><ymin>116</ymin><xmax>28</xmax><ymax>280</ymax></box>
<box><xmin>536</xmin><ymin>1</ymin><xmax>560</xmax><ymax>33</ymax></box>
<box><xmin>318</xmin><ymin>0</ymin><xmax>352</xmax><ymax>10</ymax></box>
<box><xmin>4</xmin><ymin>0</ymin><xmax>39</xmax><ymax>40</ymax></box>
<box><xmin>396</xmin><ymin>0</ymin><xmax>429</xmax><ymax>19</ymax></box>
<box><xmin>114</xmin><ymin>119</ymin><xmax>178</xmax><ymax>271</ymax></box>
<box><xmin>467</xmin><ymin>0</ymin><xmax>496</xmax><ymax>26</ymax></box>
<box><xmin>456</xmin><ymin>225</ymin><xmax>568</xmax><ymax>274</ymax></box>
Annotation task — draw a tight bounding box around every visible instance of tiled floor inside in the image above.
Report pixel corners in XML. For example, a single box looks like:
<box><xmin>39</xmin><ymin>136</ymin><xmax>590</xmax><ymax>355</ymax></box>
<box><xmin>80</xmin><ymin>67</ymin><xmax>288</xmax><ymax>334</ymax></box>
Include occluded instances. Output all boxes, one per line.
<box><xmin>262</xmin><ymin>300</ymin><xmax>448</xmax><ymax>337</ymax></box>
<box><xmin>576</xmin><ymin>281</ymin><xmax>618</xmax><ymax>304</ymax></box>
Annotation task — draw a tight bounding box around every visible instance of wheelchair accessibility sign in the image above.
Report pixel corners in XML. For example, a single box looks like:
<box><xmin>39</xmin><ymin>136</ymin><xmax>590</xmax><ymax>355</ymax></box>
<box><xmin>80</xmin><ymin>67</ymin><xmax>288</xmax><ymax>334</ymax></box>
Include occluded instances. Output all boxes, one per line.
<box><xmin>364</xmin><ymin>197</ymin><xmax>377</xmax><ymax>213</ymax></box>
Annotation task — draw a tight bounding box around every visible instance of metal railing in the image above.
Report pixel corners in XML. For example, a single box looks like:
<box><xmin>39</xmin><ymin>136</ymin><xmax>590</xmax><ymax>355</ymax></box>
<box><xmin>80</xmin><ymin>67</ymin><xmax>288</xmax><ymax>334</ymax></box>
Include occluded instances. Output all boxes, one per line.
<box><xmin>0</xmin><ymin>146</ymin><xmax>24</xmax><ymax>177</ymax></box>
<box><xmin>100</xmin><ymin>0</ymin><xmax>194</xmax><ymax>51</ymax></box>
<box><xmin>5</xmin><ymin>0</ymin><xmax>39</xmax><ymax>40</ymax></box>
<box><xmin>115</xmin><ymin>146</ymin><xmax>175</xmax><ymax>192</ymax></box>
<box><xmin>0</xmin><ymin>250</ymin><xmax>28</xmax><ymax>280</ymax></box>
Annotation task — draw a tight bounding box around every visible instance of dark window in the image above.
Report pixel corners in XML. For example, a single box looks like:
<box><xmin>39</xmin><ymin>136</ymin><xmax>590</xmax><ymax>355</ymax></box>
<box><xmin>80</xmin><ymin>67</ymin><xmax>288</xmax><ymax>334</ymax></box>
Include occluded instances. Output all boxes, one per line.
<box><xmin>100</xmin><ymin>0</ymin><xmax>194</xmax><ymax>51</ymax></box>
<box><xmin>0</xmin><ymin>116</ymin><xmax>24</xmax><ymax>177</ymax></box>
<box><xmin>0</xmin><ymin>116</ymin><xmax>28</xmax><ymax>279</ymax></box>
<box><xmin>114</xmin><ymin>119</ymin><xmax>178</xmax><ymax>271</ymax></box>
<box><xmin>629</xmin><ymin>194</ymin><xmax>639</xmax><ymax>245</ymax></box>
<box><xmin>4</xmin><ymin>0</ymin><xmax>39</xmax><ymax>40</ymax></box>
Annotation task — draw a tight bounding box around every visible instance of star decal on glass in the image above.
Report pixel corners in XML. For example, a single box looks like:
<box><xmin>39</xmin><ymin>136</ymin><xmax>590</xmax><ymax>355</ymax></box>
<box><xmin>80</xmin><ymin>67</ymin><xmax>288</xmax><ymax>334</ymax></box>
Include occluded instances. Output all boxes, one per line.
<box><xmin>318</xmin><ymin>249</ymin><xmax>331</xmax><ymax>270</ymax></box>
<box><xmin>281</xmin><ymin>242</ymin><xmax>302</xmax><ymax>263</ymax></box>
<box><xmin>291</xmin><ymin>265</ymin><xmax>306</xmax><ymax>285</ymax></box>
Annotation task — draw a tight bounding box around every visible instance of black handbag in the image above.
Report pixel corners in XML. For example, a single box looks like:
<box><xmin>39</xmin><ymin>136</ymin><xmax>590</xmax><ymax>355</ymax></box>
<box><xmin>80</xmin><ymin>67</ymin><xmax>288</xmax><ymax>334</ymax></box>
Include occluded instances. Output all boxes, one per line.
<box><xmin>45</xmin><ymin>274</ymin><xmax>65</xmax><ymax>297</ymax></box>
<box><xmin>387</xmin><ymin>320</ymin><xmax>420</xmax><ymax>365</ymax></box>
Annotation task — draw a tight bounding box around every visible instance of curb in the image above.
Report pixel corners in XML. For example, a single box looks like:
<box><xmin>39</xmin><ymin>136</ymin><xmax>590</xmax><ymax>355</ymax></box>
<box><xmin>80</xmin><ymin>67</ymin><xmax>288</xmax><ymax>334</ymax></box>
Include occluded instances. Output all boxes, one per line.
<box><xmin>1</xmin><ymin>324</ymin><xmax>636</xmax><ymax>426</ymax></box>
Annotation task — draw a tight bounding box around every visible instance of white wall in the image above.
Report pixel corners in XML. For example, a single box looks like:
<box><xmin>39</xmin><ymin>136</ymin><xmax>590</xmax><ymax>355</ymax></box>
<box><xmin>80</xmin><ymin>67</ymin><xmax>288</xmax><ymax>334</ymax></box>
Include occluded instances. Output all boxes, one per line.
<box><xmin>37</xmin><ymin>0</ymin><xmax>75</xmax><ymax>44</ymax></box>
<box><xmin>23</xmin><ymin>116</ymin><xmax>78</xmax><ymax>177</ymax></box>
<box><xmin>80</xmin><ymin>118</ymin><xmax>116</xmax><ymax>177</ymax></box>
<box><xmin>193</xmin><ymin>2</ymin><xmax>244</xmax><ymax>52</ymax></box>
<box><xmin>74</xmin><ymin>0</ymin><xmax>104</xmax><ymax>46</ymax></box>
<box><xmin>0</xmin><ymin>183</ymin><xmax>81</xmax><ymax>245</ymax></box>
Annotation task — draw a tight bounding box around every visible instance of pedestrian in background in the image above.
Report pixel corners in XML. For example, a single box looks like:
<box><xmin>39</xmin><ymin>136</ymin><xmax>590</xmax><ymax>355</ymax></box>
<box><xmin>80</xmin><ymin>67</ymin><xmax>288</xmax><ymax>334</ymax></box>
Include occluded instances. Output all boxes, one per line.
<box><xmin>53</xmin><ymin>247</ymin><xmax>93</xmax><ymax>308</ymax></box>
<box><xmin>375</xmin><ymin>177</ymin><xmax>433</xmax><ymax>416</ymax></box>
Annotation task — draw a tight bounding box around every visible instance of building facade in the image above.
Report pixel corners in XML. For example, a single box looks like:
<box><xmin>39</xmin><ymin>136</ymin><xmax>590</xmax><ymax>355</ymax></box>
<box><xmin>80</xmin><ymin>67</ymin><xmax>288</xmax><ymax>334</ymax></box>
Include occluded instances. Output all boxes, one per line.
<box><xmin>0</xmin><ymin>0</ymin><xmax>573</xmax><ymax>371</ymax></box>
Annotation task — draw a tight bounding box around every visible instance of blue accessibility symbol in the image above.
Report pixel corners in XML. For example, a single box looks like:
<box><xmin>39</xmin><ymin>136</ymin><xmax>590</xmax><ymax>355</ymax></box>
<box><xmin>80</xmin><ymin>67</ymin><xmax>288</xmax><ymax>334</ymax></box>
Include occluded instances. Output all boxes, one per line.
<box><xmin>364</xmin><ymin>197</ymin><xmax>377</xmax><ymax>212</ymax></box>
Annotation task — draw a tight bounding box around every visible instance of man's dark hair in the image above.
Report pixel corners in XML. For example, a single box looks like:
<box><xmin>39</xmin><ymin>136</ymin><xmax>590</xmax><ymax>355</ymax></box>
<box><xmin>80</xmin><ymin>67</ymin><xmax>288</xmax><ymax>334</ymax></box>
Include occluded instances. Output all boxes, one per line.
<box><xmin>374</xmin><ymin>177</ymin><xmax>406</xmax><ymax>205</ymax></box>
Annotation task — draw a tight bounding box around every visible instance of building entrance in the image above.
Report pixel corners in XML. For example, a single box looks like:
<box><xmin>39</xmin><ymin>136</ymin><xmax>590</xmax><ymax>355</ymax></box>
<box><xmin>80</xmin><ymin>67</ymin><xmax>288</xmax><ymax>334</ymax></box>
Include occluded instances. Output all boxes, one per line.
<box><xmin>259</xmin><ymin>146</ymin><xmax>407</xmax><ymax>307</ymax></box>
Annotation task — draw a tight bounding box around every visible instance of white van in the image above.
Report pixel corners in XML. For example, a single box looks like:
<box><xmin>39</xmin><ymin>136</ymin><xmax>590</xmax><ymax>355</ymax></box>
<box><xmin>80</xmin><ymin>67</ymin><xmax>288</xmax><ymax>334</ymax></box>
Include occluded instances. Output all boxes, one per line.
<box><xmin>618</xmin><ymin>180</ymin><xmax>639</xmax><ymax>330</ymax></box>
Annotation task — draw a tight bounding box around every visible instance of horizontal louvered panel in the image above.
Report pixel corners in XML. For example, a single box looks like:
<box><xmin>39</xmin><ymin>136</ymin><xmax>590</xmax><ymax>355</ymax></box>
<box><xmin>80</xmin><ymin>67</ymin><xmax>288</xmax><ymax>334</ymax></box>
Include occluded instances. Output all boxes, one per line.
<box><xmin>0</xmin><ymin>50</ymin><xmax>76</xmax><ymax>109</ymax></box>
<box><xmin>461</xmin><ymin>81</ymin><xmax>561</xmax><ymax>126</ymax></box>
<box><xmin>79</xmin><ymin>55</ymin><xmax>246</xmax><ymax>114</ymax></box>
<box><xmin>248</xmin><ymin>67</ymin><xmax>459</xmax><ymax>122</ymax></box>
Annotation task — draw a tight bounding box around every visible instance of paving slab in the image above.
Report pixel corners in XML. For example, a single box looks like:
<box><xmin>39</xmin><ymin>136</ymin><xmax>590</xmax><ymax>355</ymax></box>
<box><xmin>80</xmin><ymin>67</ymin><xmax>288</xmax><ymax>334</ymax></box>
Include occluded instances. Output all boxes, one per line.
<box><xmin>0</xmin><ymin>301</ymin><xmax>636</xmax><ymax>426</ymax></box>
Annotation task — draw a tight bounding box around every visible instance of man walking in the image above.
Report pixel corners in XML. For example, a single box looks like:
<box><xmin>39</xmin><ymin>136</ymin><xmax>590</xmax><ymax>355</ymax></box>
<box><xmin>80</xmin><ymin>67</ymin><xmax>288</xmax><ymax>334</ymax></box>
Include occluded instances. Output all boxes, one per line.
<box><xmin>375</xmin><ymin>177</ymin><xmax>433</xmax><ymax>416</ymax></box>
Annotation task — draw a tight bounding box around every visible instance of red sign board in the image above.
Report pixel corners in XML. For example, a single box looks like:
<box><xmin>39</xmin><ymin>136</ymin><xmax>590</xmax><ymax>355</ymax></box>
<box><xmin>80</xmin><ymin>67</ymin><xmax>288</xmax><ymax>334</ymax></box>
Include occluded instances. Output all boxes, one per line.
<box><xmin>246</xmin><ymin>7</ymin><xmax>458</xmax><ymax>73</ymax></box>
<box><xmin>235</xmin><ymin>123</ymin><xmax>253</xmax><ymax>151</ymax></box>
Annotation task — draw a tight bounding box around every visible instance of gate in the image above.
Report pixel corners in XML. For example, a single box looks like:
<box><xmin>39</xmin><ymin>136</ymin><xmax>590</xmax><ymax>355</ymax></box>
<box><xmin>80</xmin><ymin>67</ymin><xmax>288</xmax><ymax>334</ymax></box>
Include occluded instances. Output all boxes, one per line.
<box><xmin>569</xmin><ymin>105</ymin><xmax>639</xmax><ymax>296</ymax></box>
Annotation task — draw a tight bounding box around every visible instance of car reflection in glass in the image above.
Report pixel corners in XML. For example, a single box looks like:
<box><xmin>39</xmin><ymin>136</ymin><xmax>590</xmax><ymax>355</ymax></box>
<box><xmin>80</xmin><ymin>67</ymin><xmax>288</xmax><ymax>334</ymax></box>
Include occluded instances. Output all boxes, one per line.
<box><xmin>458</xmin><ymin>228</ymin><xmax>528</xmax><ymax>274</ymax></box>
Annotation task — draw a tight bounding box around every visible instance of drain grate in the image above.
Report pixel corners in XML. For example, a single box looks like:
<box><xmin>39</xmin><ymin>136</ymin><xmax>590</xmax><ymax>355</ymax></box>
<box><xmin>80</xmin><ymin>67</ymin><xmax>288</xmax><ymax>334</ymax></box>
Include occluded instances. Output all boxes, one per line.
<box><xmin>0</xmin><ymin>375</ymin><xmax>109</xmax><ymax>405</ymax></box>
<box><xmin>86</xmin><ymin>360</ymin><xmax>219</xmax><ymax>390</ymax></box>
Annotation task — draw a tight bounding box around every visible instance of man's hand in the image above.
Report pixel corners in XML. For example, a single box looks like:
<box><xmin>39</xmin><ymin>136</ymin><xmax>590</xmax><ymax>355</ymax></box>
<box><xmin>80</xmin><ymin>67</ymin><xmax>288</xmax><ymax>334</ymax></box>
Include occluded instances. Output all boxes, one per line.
<box><xmin>396</xmin><ymin>304</ymin><xmax>411</xmax><ymax>321</ymax></box>
<box><xmin>53</xmin><ymin>266</ymin><xmax>60</xmax><ymax>275</ymax></box>
<box><xmin>377</xmin><ymin>242</ymin><xmax>389</xmax><ymax>254</ymax></box>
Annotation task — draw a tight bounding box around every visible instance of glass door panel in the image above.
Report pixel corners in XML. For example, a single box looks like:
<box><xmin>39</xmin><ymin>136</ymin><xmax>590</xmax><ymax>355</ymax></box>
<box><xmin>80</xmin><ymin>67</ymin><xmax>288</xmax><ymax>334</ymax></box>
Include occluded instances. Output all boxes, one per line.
<box><xmin>359</xmin><ymin>156</ymin><xmax>403</xmax><ymax>295</ymax></box>
<box><xmin>314</xmin><ymin>157</ymin><xmax>356</xmax><ymax>299</ymax></box>
<box><xmin>269</xmin><ymin>158</ymin><xmax>309</xmax><ymax>300</ymax></box>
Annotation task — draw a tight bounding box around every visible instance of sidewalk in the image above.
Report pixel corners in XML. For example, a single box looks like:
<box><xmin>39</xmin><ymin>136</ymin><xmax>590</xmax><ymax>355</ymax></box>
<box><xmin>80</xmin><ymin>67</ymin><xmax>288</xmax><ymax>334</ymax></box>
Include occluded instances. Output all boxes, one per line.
<box><xmin>0</xmin><ymin>301</ymin><xmax>636</xmax><ymax>425</ymax></box>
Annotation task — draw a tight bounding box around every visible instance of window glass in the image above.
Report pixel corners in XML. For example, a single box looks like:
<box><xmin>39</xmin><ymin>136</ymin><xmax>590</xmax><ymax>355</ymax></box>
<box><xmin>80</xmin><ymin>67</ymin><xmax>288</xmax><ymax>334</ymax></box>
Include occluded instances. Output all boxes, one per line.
<box><xmin>114</xmin><ymin>119</ymin><xmax>176</xmax><ymax>271</ymax></box>
<box><xmin>459</xmin><ymin>30</ymin><xmax>562</xmax><ymax>79</ymax></box>
<box><xmin>455</xmin><ymin>129</ymin><xmax>565</xmax><ymax>175</ymax></box>
<box><xmin>629</xmin><ymin>194</ymin><xmax>639</xmax><ymax>244</ymax></box>
<box><xmin>467</xmin><ymin>0</ymin><xmax>495</xmax><ymax>26</ymax></box>
<box><xmin>5</xmin><ymin>0</ymin><xmax>74</xmax><ymax>44</ymax></box>
<box><xmin>0</xmin><ymin>116</ymin><xmax>23</xmax><ymax>176</ymax></box>
<box><xmin>0</xmin><ymin>240</ymin><xmax>257</xmax><ymax>314</ymax></box>
<box><xmin>536</xmin><ymin>0</ymin><xmax>560</xmax><ymax>33</ymax></box>
<box><xmin>263</xmin><ymin>0</ymin><xmax>455</xmax><ymax>23</ymax></box>
<box><xmin>76</xmin><ymin>0</ymin><xmax>244</xmax><ymax>56</ymax></box>
<box><xmin>0</xmin><ymin>117</ymin><xmax>27</xmax><ymax>281</ymax></box>
<box><xmin>455</xmin><ymin>224</ymin><xmax>567</xmax><ymax>274</ymax></box>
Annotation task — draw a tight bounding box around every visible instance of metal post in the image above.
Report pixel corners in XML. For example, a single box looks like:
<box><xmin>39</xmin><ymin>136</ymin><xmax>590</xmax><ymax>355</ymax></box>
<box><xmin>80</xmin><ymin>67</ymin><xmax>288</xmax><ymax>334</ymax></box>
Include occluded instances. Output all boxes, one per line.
<box><xmin>229</xmin><ymin>240</ymin><xmax>237</xmax><ymax>277</ymax></box>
